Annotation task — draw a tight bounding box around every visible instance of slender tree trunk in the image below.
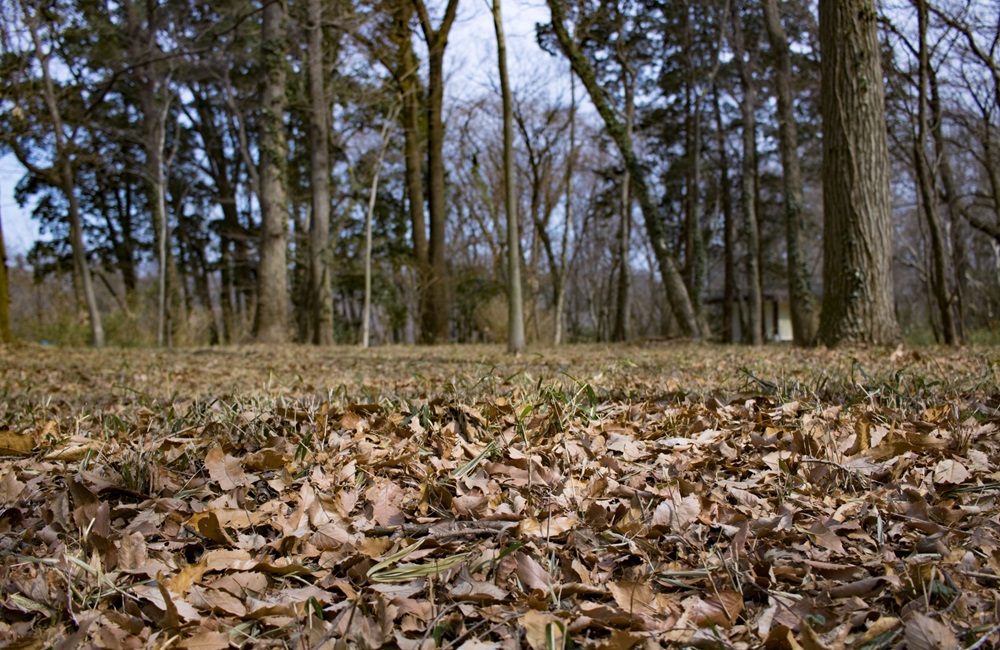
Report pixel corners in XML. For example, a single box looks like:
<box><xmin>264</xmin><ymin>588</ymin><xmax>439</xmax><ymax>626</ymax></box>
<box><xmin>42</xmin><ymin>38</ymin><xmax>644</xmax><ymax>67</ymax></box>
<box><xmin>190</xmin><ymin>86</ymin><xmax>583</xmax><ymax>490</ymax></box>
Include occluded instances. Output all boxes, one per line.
<box><xmin>306</xmin><ymin>0</ymin><xmax>334</xmax><ymax>345</ymax></box>
<box><xmin>21</xmin><ymin>0</ymin><xmax>104</xmax><ymax>347</ymax></box>
<box><xmin>912</xmin><ymin>0</ymin><xmax>957</xmax><ymax>344</ymax></box>
<box><xmin>612</xmin><ymin>65</ymin><xmax>634</xmax><ymax>343</ymax></box>
<box><xmin>730</xmin><ymin>1</ymin><xmax>763</xmax><ymax>345</ymax></box>
<box><xmin>713</xmin><ymin>87</ymin><xmax>737</xmax><ymax>343</ymax></box>
<box><xmin>545</xmin><ymin>0</ymin><xmax>700</xmax><ymax>338</ymax></box>
<box><xmin>362</xmin><ymin>111</ymin><xmax>397</xmax><ymax>348</ymax></box>
<box><xmin>554</xmin><ymin>73</ymin><xmax>575</xmax><ymax>346</ymax></box>
<box><xmin>929</xmin><ymin>68</ymin><xmax>967</xmax><ymax>340</ymax></box>
<box><xmin>763</xmin><ymin>0</ymin><xmax>818</xmax><ymax>345</ymax></box>
<box><xmin>254</xmin><ymin>0</ymin><xmax>290</xmax><ymax>343</ymax></box>
<box><xmin>681</xmin><ymin>4</ymin><xmax>708</xmax><ymax>332</ymax></box>
<box><xmin>493</xmin><ymin>0</ymin><xmax>525</xmax><ymax>353</ymax></box>
<box><xmin>0</xmin><ymin>203</ymin><xmax>10</xmax><ymax>343</ymax></box>
<box><xmin>817</xmin><ymin>0</ymin><xmax>901</xmax><ymax>346</ymax></box>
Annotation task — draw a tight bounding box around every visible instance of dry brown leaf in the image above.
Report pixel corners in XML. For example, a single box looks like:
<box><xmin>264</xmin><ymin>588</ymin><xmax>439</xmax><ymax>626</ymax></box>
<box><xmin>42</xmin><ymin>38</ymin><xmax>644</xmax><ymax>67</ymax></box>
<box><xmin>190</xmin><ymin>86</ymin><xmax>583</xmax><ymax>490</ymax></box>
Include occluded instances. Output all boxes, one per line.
<box><xmin>521</xmin><ymin>610</ymin><xmax>568</xmax><ymax>650</ymax></box>
<box><xmin>0</xmin><ymin>430</ymin><xmax>34</xmax><ymax>456</ymax></box>
<box><xmin>651</xmin><ymin>493</ymin><xmax>700</xmax><ymax>532</ymax></box>
<box><xmin>177</xmin><ymin>630</ymin><xmax>231</xmax><ymax>650</ymax></box>
<box><xmin>514</xmin><ymin>551</ymin><xmax>553</xmax><ymax>591</ymax></box>
<box><xmin>204</xmin><ymin>443</ymin><xmax>252</xmax><ymax>490</ymax></box>
<box><xmin>608</xmin><ymin>581</ymin><xmax>665</xmax><ymax>619</ymax></box>
<box><xmin>169</xmin><ymin>561</ymin><xmax>207</xmax><ymax>595</ymax></box>
<box><xmin>904</xmin><ymin>613</ymin><xmax>959</xmax><ymax>650</ymax></box>
<box><xmin>932</xmin><ymin>459</ymin><xmax>970</xmax><ymax>485</ymax></box>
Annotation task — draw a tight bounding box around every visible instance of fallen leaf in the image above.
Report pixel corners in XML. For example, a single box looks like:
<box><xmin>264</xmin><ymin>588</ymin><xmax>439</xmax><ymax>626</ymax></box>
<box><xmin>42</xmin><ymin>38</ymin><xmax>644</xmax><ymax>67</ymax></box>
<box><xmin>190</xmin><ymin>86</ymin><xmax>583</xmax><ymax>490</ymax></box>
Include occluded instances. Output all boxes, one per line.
<box><xmin>932</xmin><ymin>459</ymin><xmax>969</xmax><ymax>485</ymax></box>
<box><xmin>204</xmin><ymin>443</ymin><xmax>252</xmax><ymax>490</ymax></box>
<box><xmin>0</xmin><ymin>430</ymin><xmax>34</xmax><ymax>456</ymax></box>
<box><xmin>904</xmin><ymin>613</ymin><xmax>958</xmax><ymax>650</ymax></box>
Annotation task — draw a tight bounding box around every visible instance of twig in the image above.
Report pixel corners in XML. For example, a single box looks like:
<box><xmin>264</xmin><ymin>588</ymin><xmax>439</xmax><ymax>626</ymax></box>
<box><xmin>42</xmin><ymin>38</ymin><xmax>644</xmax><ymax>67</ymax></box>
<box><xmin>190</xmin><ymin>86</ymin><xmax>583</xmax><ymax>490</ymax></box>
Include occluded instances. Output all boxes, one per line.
<box><xmin>368</xmin><ymin>521</ymin><xmax>517</xmax><ymax>539</ymax></box>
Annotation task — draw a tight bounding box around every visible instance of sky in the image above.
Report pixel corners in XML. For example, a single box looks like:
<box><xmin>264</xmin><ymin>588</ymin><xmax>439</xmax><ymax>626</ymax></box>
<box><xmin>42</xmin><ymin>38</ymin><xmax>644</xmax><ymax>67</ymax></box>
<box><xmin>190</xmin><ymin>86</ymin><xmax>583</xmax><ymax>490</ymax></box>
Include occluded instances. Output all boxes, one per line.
<box><xmin>0</xmin><ymin>0</ymin><xmax>563</xmax><ymax>258</ymax></box>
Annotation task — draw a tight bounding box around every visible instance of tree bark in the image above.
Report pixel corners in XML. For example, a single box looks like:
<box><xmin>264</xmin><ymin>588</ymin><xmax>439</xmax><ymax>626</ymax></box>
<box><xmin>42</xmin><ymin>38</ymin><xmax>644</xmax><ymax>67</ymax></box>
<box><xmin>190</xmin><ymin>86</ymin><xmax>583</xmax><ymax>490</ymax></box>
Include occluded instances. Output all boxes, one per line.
<box><xmin>412</xmin><ymin>0</ymin><xmax>460</xmax><ymax>343</ymax></box>
<box><xmin>817</xmin><ymin>0</ymin><xmax>901</xmax><ymax>346</ymax></box>
<box><xmin>762</xmin><ymin>0</ymin><xmax>818</xmax><ymax>345</ymax></box>
<box><xmin>730</xmin><ymin>0</ymin><xmax>763</xmax><ymax>345</ymax></box>
<box><xmin>306</xmin><ymin>0</ymin><xmax>334</xmax><ymax>345</ymax></box>
<box><xmin>254</xmin><ymin>0</ymin><xmax>290</xmax><ymax>343</ymax></box>
<box><xmin>545</xmin><ymin>0</ymin><xmax>700</xmax><ymax>338</ymax></box>
<box><xmin>493</xmin><ymin>0</ymin><xmax>525</xmax><ymax>353</ymax></box>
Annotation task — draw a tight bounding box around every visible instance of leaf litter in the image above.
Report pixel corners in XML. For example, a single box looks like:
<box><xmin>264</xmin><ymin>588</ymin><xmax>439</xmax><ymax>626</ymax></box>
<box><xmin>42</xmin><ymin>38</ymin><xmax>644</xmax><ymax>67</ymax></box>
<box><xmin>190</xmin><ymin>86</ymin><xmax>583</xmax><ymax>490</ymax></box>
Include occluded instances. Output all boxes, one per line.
<box><xmin>1</xmin><ymin>343</ymin><xmax>1000</xmax><ymax>648</ymax></box>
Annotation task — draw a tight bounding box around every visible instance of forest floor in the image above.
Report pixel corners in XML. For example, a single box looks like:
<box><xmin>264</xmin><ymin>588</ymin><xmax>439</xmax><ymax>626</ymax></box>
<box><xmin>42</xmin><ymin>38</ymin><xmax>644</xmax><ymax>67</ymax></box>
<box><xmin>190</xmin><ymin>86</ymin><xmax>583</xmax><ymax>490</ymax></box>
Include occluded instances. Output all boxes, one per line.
<box><xmin>1</xmin><ymin>343</ymin><xmax>1000</xmax><ymax>649</ymax></box>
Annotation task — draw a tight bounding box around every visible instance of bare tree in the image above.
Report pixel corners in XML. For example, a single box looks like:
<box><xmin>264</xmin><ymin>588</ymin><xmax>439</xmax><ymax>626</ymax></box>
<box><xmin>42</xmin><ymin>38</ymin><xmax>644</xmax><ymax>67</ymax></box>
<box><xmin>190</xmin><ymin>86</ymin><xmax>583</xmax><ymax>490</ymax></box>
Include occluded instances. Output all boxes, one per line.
<box><xmin>15</xmin><ymin>0</ymin><xmax>104</xmax><ymax>347</ymax></box>
<box><xmin>545</xmin><ymin>0</ymin><xmax>701</xmax><ymax>338</ymax></box>
<box><xmin>411</xmin><ymin>0</ymin><xmax>460</xmax><ymax>343</ymax></box>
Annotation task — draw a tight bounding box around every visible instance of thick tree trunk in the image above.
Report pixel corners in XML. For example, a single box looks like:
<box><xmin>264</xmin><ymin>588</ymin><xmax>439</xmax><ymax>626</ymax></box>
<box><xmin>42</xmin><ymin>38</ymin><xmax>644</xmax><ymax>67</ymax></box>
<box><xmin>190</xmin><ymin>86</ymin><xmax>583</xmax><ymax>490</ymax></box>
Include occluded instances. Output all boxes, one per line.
<box><xmin>254</xmin><ymin>0</ymin><xmax>290</xmax><ymax>343</ymax></box>
<box><xmin>493</xmin><ymin>0</ymin><xmax>525</xmax><ymax>353</ymax></box>
<box><xmin>730</xmin><ymin>1</ymin><xmax>763</xmax><ymax>345</ymax></box>
<box><xmin>913</xmin><ymin>0</ymin><xmax>957</xmax><ymax>344</ymax></box>
<box><xmin>817</xmin><ymin>0</ymin><xmax>901</xmax><ymax>346</ymax></box>
<box><xmin>762</xmin><ymin>0</ymin><xmax>818</xmax><ymax>345</ymax></box>
<box><xmin>545</xmin><ymin>0</ymin><xmax>700</xmax><ymax>338</ymax></box>
<box><xmin>306</xmin><ymin>0</ymin><xmax>334</xmax><ymax>345</ymax></box>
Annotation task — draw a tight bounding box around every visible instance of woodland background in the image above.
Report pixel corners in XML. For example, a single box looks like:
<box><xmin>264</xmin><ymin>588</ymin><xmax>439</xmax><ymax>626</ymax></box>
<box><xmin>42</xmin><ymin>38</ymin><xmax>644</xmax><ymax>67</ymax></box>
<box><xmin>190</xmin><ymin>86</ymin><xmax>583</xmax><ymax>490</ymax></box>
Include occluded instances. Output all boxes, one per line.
<box><xmin>0</xmin><ymin>0</ymin><xmax>998</xmax><ymax>349</ymax></box>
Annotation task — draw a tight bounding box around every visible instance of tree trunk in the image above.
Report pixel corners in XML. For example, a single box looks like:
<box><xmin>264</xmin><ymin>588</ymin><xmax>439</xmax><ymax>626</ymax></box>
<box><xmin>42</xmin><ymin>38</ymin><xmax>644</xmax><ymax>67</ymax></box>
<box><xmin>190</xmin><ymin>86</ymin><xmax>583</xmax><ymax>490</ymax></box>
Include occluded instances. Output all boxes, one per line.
<box><xmin>21</xmin><ymin>0</ymin><xmax>104</xmax><ymax>347</ymax></box>
<box><xmin>0</xmin><ymin>204</ymin><xmax>10</xmax><ymax>344</ymax></box>
<box><xmin>817</xmin><ymin>0</ymin><xmax>901</xmax><ymax>346</ymax></box>
<box><xmin>412</xmin><ymin>0</ymin><xmax>460</xmax><ymax>343</ymax></box>
<box><xmin>254</xmin><ymin>0</ymin><xmax>290</xmax><ymax>343</ymax></box>
<box><xmin>362</xmin><ymin>111</ymin><xmax>397</xmax><ymax>348</ymax></box>
<box><xmin>912</xmin><ymin>0</ymin><xmax>957</xmax><ymax>344</ymax></box>
<box><xmin>714</xmin><ymin>86</ymin><xmax>737</xmax><ymax>344</ymax></box>
<box><xmin>306</xmin><ymin>0</ymin><xmax>334</xmax><ymax>345</ymax></box>
<box><xmin>929</xmin><ymin>67</ymin><xmax>967</xmax><ymax>340</ymax></box>
<box><xmin>762</xmin><ymin>0</ymin><xmax>818</xmax><ymax>345</ymax></box>
<box><xmin>545</xmin><ymin>0</ymin><xmax>700</xmax><ymax>338</ymax></box>
<box><xmin>612</xmin><ymin>60</ymin><xmax>634</xmax><ymax>343</ymax></box>
<box><xmin>493</xmin><ymin>0</ymin><xmax>525</xmax><ymax>353</ymax></box>
<box><xmin>554</xmin><ymin>72</ymin><xmax>575</xmax><ymax>346</ymax></box>
<box><xmin>730</xmin><ymin>1</ymin><xmax>763</xmax><ymax>345</ymax></box>
<box><xmin>390</xmin><ymin>0</ymin><xmax>431</xmax><ymax>341</ymax></box>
